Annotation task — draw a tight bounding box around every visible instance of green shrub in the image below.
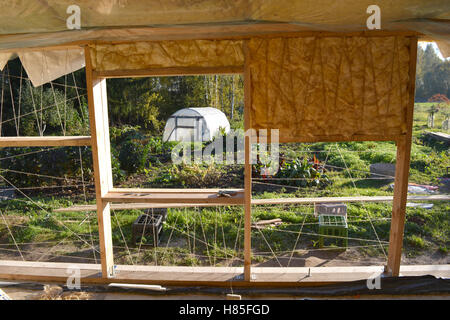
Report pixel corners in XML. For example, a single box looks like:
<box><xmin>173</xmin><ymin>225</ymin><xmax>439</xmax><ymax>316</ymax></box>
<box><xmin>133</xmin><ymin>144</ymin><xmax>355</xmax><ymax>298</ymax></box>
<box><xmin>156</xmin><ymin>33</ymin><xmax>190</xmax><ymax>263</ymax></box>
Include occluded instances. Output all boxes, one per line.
<box><xmin>110</xmin><ymin>146</ymin><xmax>126</xmax><ymax>183</ymax></box>
<box><xmin>438</xmin><ymin>246</ymin><xmax>448</xmax><ymax>254</ymax></box>
<box><xmin>110</xmin><ymin>125</ymin><xmax>144</xmax><ymax>145</ymax></box>
<box><xmin>16</xmin><ymin>83</ymin><xmax>88</xmax><ymax>136</ymax></box>
<box><xmin>0</xmin><ymin>146</ymin><xmax>93</xmax><ymax>187</ymax></box>
<box><xmin>175</xmin><ymin>164</ymin><xmax>224</xmax><ymax>187</ymax></box>
<box><xmin>359</xmin><ymin>151</ymin><xmax>396</xmax><ymax>164</ymax></box>
<box><xmin>0</xmin><ymin>145</ymin><xmax>125</xmax><ymax>188</ymax></box>
<box><xmin>406</xmin><ymin>235</ymin><xmax>427</xmax><ymax>249</ymax></box>
<box><xmin>118</xmin><ymin>139</ymin><xmax>151</xmax><ymax>173</ymax></box>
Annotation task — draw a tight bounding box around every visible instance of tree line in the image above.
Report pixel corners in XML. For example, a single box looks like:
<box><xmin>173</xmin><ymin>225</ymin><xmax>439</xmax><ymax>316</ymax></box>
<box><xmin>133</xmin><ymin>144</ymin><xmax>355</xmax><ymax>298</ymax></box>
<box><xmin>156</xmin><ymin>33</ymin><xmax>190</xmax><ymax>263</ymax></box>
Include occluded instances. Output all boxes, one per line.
<box><xmin>415</xmin><ymin>44</ymin><xmax>450</xmax><ymax>102</ymax></box>
<box><xmin>106</xmin><ymin>75</ymin><xmax>244</xmax><ymax>134</ymax></box>
<box><xmin>0</xmin><ymin>58</ymin><xmax>244</xmax><ymax>136</ymax></box>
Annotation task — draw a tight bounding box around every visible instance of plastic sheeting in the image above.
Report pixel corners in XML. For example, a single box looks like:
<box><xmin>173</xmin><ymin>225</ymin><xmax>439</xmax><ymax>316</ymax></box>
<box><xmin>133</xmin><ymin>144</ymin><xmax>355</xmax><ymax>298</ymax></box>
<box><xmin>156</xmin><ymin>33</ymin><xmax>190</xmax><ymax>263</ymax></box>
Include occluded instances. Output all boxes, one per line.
<box><xmin>0</xmin><ymin>2</ymin><xmax>446</xmax><ymax>93</ymax></box>
<box><xmin>0</xmin><ymin>52</ymin><xmax>13</xmax><ymax>71</ymax></box>
<box><xmin>0</xmin><ymin>0</ymin><xmax>448</xmax><ymax>54</ymax></box>
<box><xmin>163</xmin><ymin>107</ymin><xmax>230</xmax><ymax>142</ymax></box>
<box><xmin>248</xmin><ymin>36</ymin><xmax>414</xmax><ymax>142</ymax></box>
<box><xmin>17</xmin><ymin>49</ymin><xmax>85</xmax><ymax>87</ymax></box>
<box><xmin>2</xmin><ymin>275</ymin><xmax>447</xmax><ymax>298</ymax></box>
<box><xmin>0</xmin><ymin>1</ymin><xmax>448</xmax><ymax>34</ymax></box>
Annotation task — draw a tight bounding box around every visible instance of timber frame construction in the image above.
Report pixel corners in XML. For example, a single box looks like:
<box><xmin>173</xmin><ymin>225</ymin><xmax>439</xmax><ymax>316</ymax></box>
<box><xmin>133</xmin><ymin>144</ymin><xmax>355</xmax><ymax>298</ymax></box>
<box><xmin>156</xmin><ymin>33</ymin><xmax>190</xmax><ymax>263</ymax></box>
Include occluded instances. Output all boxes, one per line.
<box><xmin>0</xmin><ymin>24</ymin><xmax>449</xmax><ymax>287</ymax></box>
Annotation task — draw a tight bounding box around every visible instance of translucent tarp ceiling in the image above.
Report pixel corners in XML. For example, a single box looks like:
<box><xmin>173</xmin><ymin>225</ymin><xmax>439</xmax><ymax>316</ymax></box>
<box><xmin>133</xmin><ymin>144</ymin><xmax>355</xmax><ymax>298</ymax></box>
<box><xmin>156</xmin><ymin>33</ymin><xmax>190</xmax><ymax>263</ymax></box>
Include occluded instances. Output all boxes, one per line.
<box><xmin>0</xmin><ymin>0</ymin><xmax>449</xmax><ymax>51</ymax></box>
<box><xmin>0</xmin><ymin>1</ymin><xmax>448</xmax><ymax>86</ymax></box>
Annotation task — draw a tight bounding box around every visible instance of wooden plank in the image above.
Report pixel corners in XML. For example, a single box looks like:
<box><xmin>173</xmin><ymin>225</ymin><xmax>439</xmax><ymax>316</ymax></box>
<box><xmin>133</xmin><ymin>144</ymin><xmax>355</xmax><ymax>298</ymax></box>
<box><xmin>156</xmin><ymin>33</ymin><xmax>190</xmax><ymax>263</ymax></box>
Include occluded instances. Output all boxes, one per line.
<box><xmin>388</xmin><ymin>138</ymin><xmax>412</xmax><ymax>276</ymax></box>
<box><xmin>110</xmin><ymin>187</ymin><xmax>244</xmax><ymax>193</ymax></box>
<box><xmin>54</xmin><ymin>202</ymin><xmax>229</xmax><ymax>212</ymax></box>
<box><xmin>102</xmin><ymin>190</ymin><xmax>244</xmax><ymax>205</ymax></box>
<box><xmin>251</xmin><ymin>194</ymin><xmax>450</xmax><ymax>205</ymax></box>
<box><xmin>0</xmin><ymin>260</ymin><xmax>448</xmax><ymax>288</ymax></box>
<box><xmin>387</xmin><ymin>37</ymin><xmax>418</xmax><ymax>277</ymax></box>
<box><xmin>94</xmin><ymin>66</ymin><xmax>243</xmax><ymax>78</ymax></box>
<box><xmin>0</xmin><ymin>44</ymin><xmax>85</xmax><ymax>54</ymax></box>
<box><xmin>53</xmin><ymin>195</ymin><xmax>450</xmax><ymax>212</ymax></box>
<box><xmin>0</xmin><ymin>136</ymin><xmax>91</xmax><ymax>147</ymax></box>
<box><xmin>85</xmin><ymin>46</ymin><xmax>114</xmax><ymax>278</ymax></box>
<box><xmin>243</xmin><ymin>41</ymin><xmax>252</xmax><ymax>281</ymax></box>
<box><xmin>425</xmin><ymin>131</ymin><xmax>450</xmax><ymax>143</ymax></box>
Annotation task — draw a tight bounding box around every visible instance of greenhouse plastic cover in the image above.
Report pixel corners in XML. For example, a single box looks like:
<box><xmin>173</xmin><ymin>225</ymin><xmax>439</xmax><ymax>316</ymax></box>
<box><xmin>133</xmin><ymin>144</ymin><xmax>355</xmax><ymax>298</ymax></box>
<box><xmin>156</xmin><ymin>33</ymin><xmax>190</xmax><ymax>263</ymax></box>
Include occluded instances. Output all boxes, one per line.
<box><xmin>0</xmin><ymin>0</ymin><xmax>449</xmax><ymax>86</ymax></box>
<box><xmin>163</xmin><ymin>107</ymin><xmax>230</xmax><ymax>142</ymax></box>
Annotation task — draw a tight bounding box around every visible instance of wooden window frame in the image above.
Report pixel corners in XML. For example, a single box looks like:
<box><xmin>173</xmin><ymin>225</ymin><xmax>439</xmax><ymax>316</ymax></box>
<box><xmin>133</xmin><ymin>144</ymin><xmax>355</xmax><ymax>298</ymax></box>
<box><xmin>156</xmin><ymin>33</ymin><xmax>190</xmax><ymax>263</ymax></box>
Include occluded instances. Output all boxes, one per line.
<box><xmin>0</xmin><ymin>34</ymin><xmax>422</xmax><ymax>286</ymax></box>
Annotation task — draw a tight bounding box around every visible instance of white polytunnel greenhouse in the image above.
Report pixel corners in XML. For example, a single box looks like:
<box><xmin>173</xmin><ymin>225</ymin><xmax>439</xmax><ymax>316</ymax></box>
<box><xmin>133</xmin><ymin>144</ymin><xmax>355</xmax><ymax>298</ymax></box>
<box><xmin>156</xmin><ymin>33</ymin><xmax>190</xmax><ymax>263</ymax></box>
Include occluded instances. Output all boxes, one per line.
<box><xmin>162</xmin><ymin>107</ymin><xmax>231</xmax><ymax>142</ymax></box>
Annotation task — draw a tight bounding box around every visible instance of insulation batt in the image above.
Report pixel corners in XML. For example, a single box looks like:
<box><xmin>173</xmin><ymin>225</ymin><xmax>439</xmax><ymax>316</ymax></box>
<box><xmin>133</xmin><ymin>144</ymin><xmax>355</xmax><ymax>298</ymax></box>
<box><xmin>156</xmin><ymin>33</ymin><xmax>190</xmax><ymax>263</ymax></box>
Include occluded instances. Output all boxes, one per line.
<box><xmin>248</xmin><ymin>36</ymin><xmax>412</xmax><ymax>142</ymax></box>
<box><xmin>89</xmin><ymin>40</ymin><xmax>244</xmax><ymax>71</ymax></box>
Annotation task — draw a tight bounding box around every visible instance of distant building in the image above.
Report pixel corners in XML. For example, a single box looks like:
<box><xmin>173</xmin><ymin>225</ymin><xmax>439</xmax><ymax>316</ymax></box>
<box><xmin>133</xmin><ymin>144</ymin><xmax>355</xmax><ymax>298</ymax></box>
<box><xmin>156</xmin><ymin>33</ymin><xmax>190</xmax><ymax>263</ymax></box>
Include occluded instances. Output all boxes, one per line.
<box><xmin>163</xmin><ymin>107</ymin><xmax>230</xmax><ymax>142</ymax></box>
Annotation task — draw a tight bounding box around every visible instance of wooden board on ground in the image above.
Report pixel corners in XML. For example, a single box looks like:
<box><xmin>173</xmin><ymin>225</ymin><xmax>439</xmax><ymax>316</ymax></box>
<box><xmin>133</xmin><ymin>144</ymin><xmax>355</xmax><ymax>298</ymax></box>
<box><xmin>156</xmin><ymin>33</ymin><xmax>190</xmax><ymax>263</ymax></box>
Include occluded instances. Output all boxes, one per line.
<box><xmin>425</xmin><ymin>131</ymin><xmax>450</xmax><ymax>143</ymax></box>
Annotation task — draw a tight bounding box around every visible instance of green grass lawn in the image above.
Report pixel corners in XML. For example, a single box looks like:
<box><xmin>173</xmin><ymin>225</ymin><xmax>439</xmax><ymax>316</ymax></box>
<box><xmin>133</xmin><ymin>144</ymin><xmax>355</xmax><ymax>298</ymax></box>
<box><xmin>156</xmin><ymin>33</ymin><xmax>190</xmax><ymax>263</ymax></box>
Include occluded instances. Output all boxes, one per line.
<box><xmin>0</xmin><ymin>193</ymin><xmax>447</xmax><ymax>266</ymax></box>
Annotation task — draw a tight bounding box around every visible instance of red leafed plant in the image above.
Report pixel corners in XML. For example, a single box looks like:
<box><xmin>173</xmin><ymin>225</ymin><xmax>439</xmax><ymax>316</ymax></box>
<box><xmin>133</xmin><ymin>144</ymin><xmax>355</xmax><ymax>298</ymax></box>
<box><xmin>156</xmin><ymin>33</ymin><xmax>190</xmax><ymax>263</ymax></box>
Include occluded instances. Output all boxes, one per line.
<box><xmin>427</xmin><ymin>94</ymin><xmax>449</xmax><ymax>128</ymax></box>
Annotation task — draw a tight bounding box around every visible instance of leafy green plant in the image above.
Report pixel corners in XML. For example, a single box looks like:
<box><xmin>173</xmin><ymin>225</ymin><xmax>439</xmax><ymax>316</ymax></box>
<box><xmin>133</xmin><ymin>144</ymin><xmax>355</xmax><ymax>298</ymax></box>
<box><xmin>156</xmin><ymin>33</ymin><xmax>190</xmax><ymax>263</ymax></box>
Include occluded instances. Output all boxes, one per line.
<box><xmin>427</xmin><ymin>94</ymin><xmax>449</xmax><ymax>128</ymax></box>
<box><xmin>152</xmin><ymin>165</ymin><xmax>180</xmax><ymax>185</ymax></box>
<box><xmin>118</xmin><ymin>139</ymin><xmax>151</xmax><ymax>173</ymax></box>
<box><xmin>273</xmin><ymin>157</ymin><xmax>331</xmax><ymax>188</ymax></box>
<box><xmin>109</xmin><ymin>125</ymin><xmax>144</xmax><ymax>145</ymax></box>
<box><xmin>110</xmin><ymin>146</ymin><xmax>126</xmax><ymax>183</ymax></box>
<box><xmin>175</xmin><ymin>164</ymin><xmax>224</xmax><ymax>187</ymax></box>
<box><xmin>406</xmin><ymin>235</ymin><xmax>427</xmax><ymax>249</ymax></box>
<box><xmin>438</xmin><ymin>246</ymin><xmax>448</xmax><ymax>254</ymax></box>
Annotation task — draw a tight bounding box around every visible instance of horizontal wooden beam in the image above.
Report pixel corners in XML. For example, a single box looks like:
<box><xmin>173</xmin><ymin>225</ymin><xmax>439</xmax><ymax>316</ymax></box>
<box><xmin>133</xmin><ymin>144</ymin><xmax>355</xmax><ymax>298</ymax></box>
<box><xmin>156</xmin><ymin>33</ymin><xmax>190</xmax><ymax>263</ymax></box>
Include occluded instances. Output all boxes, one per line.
<box><xmin>0</xmin><ymin>136</ymin><xmax>92</xmax><ymax>147</ymax></box>
<box><xmin>250</xmin><ymin>195</ymin><xmax>450</xmax><ymax>205</ymax></box>
<box><xmin>102</xmin><ymin>188</ymin><xmax>245</xmax><ymax>205</ymax></box>
<box><xmin>0</xmin><ymin>44</ymin><xmax>85</xmax><ymax>54</ymax></box>
<box><xmin>93</xmin><ymin>66</ymin><xmax>244</xmax><ymax>79</ymax></box>
<box><xmin>54</xmin><ymin>194</ymin><xmax>450</xmax><ymax>212</ymax></box>
<box><xmin>53</xmin><ymin>202</ymin><xmax>224</xmax><ymax>212</ymax></box>
<box><xmin>0</xmin><ymin>260</ymin><xmax>448</xmax><ymax>288</ymax></box>
<box><xmin>110</xmin><ymin>188</ymin><xmax>243</xmax><ymax>193</ymax></box>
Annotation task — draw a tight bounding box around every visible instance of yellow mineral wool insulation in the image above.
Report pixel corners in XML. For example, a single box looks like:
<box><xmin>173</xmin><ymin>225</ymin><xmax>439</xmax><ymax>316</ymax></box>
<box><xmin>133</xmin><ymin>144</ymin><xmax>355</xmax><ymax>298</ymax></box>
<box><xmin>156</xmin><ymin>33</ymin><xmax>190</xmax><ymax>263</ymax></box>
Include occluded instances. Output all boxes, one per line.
<box><xmin>247</xmin><ymin>36</ymin><xmax>413</xmax><ymax>142</ymax></box>
<box><xmin>89</xmin><ymin>40</ymin><xmax>244</xmax><ymax>71</ymax></box>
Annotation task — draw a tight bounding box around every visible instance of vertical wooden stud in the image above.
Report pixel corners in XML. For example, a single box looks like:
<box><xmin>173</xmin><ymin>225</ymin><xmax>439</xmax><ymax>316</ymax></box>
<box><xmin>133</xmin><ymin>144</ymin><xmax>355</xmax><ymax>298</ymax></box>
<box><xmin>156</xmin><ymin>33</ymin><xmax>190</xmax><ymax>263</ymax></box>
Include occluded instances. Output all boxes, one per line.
<box><xmin>243</xmin><ymin>41</ymin><xmax>252</xmax><ymax>281</ymax></box>
<box><xmin>387</xmin><ymin>37</ymin><xmax>418</xmax><ymax>276</ymax></box>
<box><xmin>84</xmin><ymin>46</ymin><xmax>115</xmax><ymax>278</ymax></box>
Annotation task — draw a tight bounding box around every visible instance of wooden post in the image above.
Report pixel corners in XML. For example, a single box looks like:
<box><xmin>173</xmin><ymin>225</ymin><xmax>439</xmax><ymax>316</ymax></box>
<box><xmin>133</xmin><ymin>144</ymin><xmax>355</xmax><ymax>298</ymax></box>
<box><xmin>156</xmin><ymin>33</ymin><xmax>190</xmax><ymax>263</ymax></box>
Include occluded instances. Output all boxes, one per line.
<box><xmin>85</xmin><ymin>47</ymin><xmax>115</xmax><ymax>278</ymax></box>
<box><xmin>387</xmin><ymin>37</ymin><xmax>418</xmax><ymax>276</ymax></box>
<box><xmin>243</xmin><ymin>42</ymin><xmax>252</xmax><ymax>281</ymax></box>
